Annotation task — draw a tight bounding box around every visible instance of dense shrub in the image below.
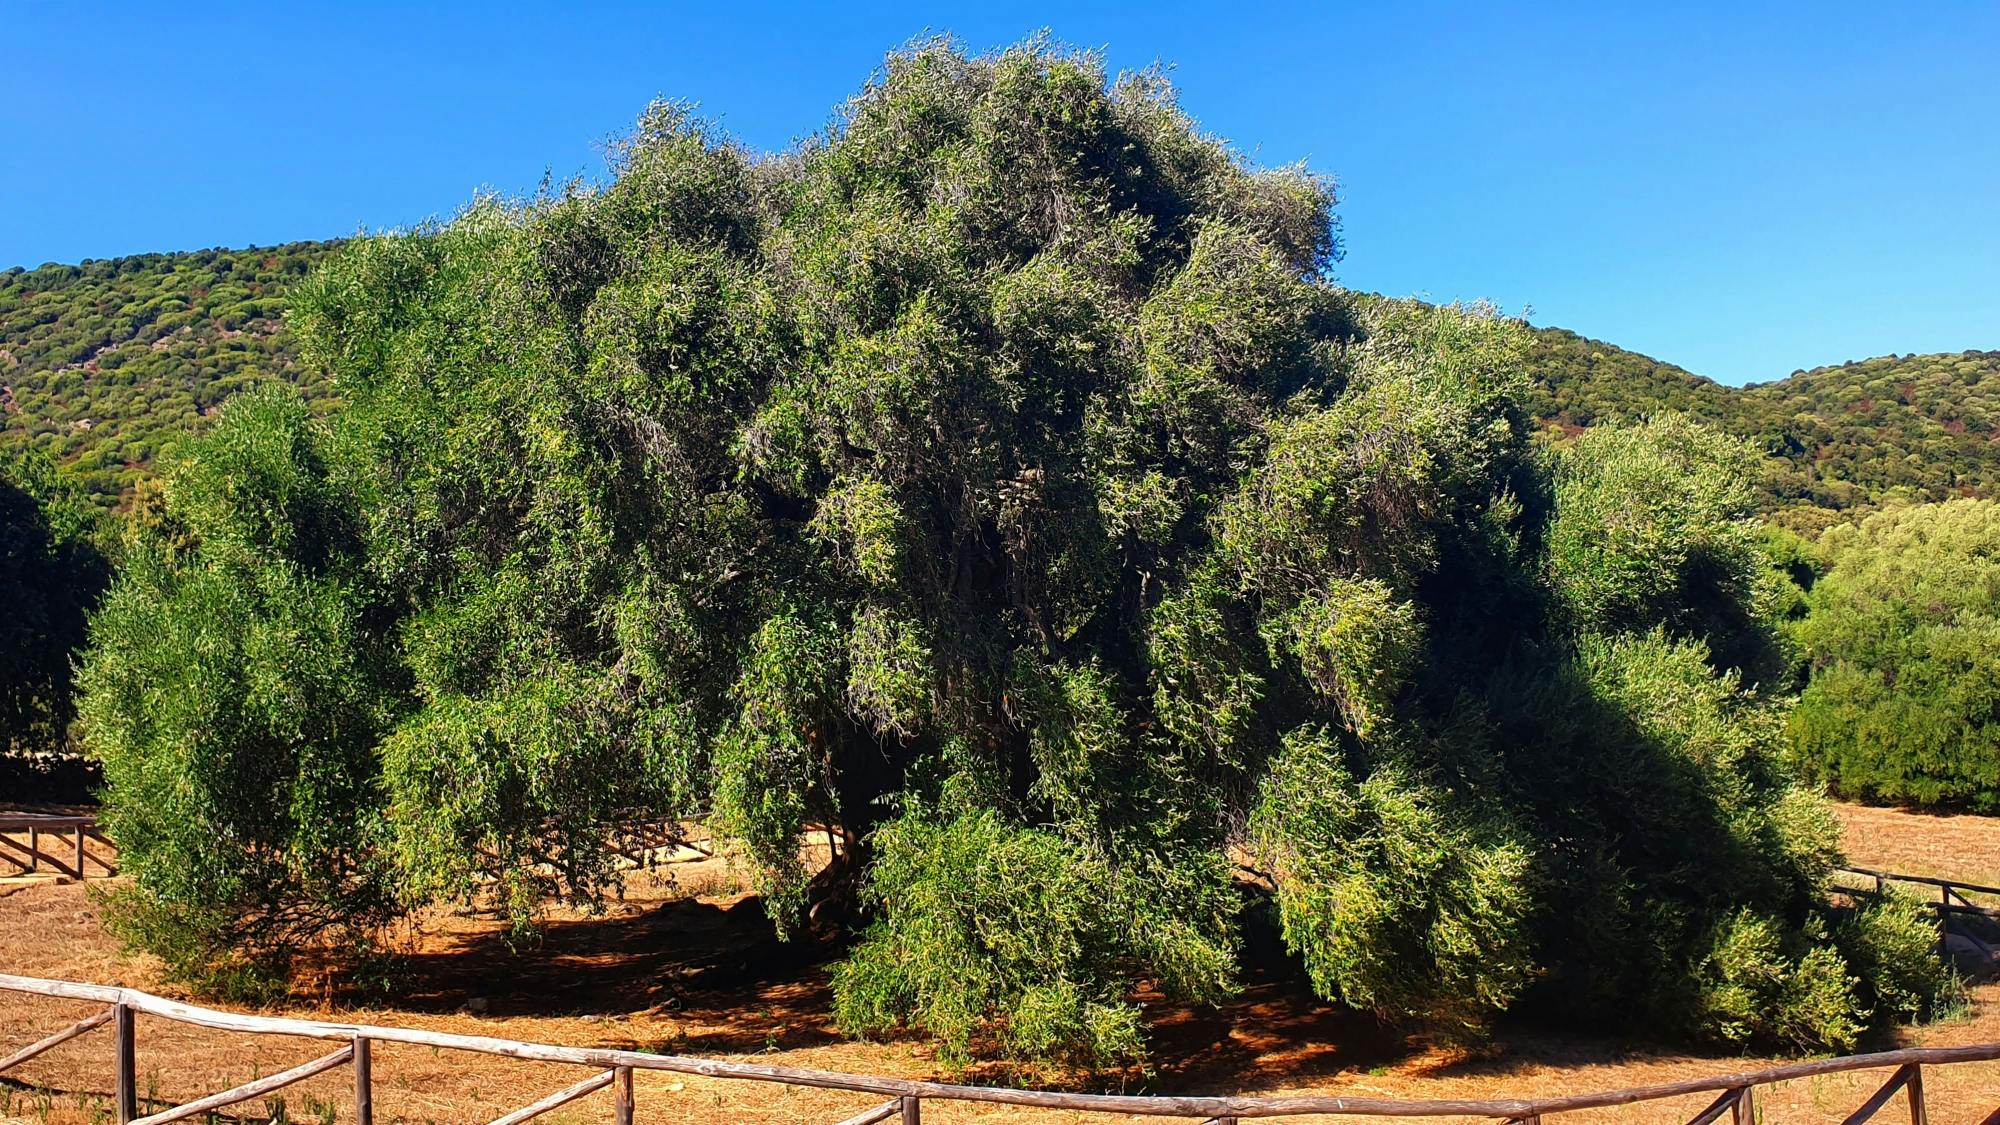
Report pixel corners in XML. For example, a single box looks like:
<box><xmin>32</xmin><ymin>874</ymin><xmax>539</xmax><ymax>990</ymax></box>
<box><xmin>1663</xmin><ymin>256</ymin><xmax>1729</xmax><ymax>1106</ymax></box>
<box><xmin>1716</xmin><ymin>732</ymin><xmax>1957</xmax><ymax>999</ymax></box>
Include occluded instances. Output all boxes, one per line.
<box><xmin>79</xmin><ymin>388</ymin><xmax>402</xmax><ymax>995</ymax></box>
<box><xmin>833</xmin><ymin>809</ymin><xmax>1232</xmax><ymax>1071</ymax></box>
<box><xmin>1790</xmin><ymin>499</ymin><xmax>2000</xmax><ymax>810</ymax></box>
<box><xmin>1836</xmin><ymin>892</ymin><xmax>1964</xmax><ymax>1024</ymax></box>
<box><xmin>1544</xmin><ymin>416</ymin><xmax>1789</xmax><ymax>682</ymax></box>
<box><xmin>1692</xmin><ymin>910</ymin><xmax>1864</xmax><ymax>1051</ymax></box>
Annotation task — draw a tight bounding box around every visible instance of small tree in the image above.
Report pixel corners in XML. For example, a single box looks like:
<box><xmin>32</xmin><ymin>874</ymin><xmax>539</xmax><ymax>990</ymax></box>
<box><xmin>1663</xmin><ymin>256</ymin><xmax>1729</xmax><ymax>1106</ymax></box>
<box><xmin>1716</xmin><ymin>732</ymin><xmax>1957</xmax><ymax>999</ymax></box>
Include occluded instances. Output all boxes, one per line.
<box><xmin>79</xmin><ymin>387</ymin><xmax>402</xmax><ymax>996</ymax></box>
<box><xmin>0</xmin><ymin>446</ymin><xmax>107</xmax><ymax>788</ymax></box>
<box><xmin>0</xmin><ymin>450</ymin><xmax>107</xmax><ymax>765</ymax></box>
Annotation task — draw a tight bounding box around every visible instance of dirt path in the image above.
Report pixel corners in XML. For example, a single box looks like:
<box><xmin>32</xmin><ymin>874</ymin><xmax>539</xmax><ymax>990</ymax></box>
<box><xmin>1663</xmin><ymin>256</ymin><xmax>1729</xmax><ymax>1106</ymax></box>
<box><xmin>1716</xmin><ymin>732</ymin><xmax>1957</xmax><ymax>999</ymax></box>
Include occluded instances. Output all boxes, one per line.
<box><xmin>1</xmin><ymin>808</ymin><xmax>1997</xmax><ymax>1124</ymax></box>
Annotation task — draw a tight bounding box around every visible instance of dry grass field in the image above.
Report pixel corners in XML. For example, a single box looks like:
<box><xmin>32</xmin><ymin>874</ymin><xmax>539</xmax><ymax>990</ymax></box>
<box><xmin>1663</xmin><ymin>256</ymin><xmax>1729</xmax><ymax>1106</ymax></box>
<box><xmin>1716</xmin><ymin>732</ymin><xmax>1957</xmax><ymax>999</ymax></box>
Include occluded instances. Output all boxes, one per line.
<box><xmin>2</xmin><ymin>804</ymin><xmax>1998</xmax><ymax>1125</ymax></box>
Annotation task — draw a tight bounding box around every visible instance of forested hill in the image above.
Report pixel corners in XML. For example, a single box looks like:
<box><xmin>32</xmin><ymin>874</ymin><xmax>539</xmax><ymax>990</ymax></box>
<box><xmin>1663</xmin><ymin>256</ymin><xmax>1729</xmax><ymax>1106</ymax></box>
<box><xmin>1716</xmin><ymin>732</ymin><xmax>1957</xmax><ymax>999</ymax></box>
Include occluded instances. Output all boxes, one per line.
<box><xmin>1522</xmin><ymin>327</ymin><xmax>2000</xmax><ymax>531</ymax></box>
<box><xmin>0</xmin><ymin>242</ymin><xmax>337</xmax><ymax>505</ymax></box>
<box><xmin>2</xmin><ymin>240</ymin><xmax>1993</xmax><ymax>526</ymax></box>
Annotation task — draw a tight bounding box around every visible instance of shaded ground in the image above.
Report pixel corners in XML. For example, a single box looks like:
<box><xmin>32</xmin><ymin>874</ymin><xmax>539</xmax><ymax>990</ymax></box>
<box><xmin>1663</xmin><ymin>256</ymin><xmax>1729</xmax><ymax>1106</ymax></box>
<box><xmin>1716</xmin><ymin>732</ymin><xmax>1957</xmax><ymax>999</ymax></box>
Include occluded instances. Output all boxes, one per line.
<box><xmin>2</xmin><ymin>806</ymin><xmax>1998</xmax><ymax>1123</ymax></box>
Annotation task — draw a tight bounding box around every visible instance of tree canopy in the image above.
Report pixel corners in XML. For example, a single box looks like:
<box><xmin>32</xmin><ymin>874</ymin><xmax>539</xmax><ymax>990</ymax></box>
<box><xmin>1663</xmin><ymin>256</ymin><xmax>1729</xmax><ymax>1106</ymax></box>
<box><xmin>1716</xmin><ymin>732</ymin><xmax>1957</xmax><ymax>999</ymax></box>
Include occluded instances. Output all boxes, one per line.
<box><xmin>8</xmin><ymin>245</ymin><xmax>1997</xmax><ymax>534</ymax></box>
<box><xmin>1</xmin><ymin>449</ymin><xmax>108</xmax><ymax>764</ymax></box>
<box><xmin>80</xmin><ymin>38</ymin><xmax>1949</xmax><ymax>1069</ymax></box>
<box><xmin>1791</xmin><ymin>499</ymin><xmax>2000</xmax><ymax>811</ymax></box>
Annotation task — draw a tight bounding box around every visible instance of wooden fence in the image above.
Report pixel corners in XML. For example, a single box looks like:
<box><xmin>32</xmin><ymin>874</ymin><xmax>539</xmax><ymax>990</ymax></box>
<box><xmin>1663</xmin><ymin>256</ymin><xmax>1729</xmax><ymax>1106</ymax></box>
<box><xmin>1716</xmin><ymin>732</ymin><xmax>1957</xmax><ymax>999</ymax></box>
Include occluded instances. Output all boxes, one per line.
<box><xmin>1834</xmin><ymin>865</ymin><xmax>2000</xmax><ymax>964</ymax></box>
<box><xmin>2</xmin><ymin>975</ymin><xmax>1996</xmax><ymax>1125</ymax></box>
<box><xmin>0</xmin><ymin>814</ymin><xmax>116</xmax><ymax>883</ymax></box>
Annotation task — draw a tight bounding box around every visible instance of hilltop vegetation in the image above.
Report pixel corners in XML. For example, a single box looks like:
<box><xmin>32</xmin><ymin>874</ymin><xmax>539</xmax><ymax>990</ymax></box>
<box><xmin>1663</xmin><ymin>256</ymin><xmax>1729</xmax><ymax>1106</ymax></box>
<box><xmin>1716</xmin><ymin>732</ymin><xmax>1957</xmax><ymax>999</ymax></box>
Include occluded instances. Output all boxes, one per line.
<box><xmin>1520</xmin><ymin>328</ymin><xmax>2000</xmax><ymax>533</ymax></box>
<box><xmin>1747</xmin><ymin>352</ymin><xmax>2000</xmax><ymax>528</ymax></box>
<box><xmin>0</xmin><ymin>243</ymin><xmax>336</xmax><ymax>505</ymax></box>
<box><xmin>5</xmin><ymin>243</ymin><xmax>1993</xmax><ymax>533</ymax></box>
<box><xmin>71</xmin><ymin>39</ymin><xmax>1954</xmax><ymax>1072</ymax></box>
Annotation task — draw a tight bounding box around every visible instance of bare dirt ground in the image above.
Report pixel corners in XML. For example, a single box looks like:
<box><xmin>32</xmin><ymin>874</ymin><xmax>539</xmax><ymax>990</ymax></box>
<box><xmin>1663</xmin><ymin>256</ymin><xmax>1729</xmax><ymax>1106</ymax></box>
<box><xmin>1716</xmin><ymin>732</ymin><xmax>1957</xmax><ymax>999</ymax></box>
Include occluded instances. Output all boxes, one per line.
<box><xmin>3</xmin><ymin>805</ymin><xmax>1998</xmax><ymax>1125</ymax></box>
<box><xmin>1833</xmin><ymin>802</ymin><xmax>2000</xmax><ymax>903</ymax></box>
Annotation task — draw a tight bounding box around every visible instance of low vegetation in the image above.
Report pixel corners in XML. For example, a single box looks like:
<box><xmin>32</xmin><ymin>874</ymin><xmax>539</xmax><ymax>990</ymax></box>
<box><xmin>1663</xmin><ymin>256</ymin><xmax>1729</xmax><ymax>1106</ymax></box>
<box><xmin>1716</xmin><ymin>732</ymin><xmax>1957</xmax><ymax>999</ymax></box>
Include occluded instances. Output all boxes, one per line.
<box><xmin>54</xmin><ymin>39</ymin><xmax>1965</xmax><ymax>1073</ymax></box>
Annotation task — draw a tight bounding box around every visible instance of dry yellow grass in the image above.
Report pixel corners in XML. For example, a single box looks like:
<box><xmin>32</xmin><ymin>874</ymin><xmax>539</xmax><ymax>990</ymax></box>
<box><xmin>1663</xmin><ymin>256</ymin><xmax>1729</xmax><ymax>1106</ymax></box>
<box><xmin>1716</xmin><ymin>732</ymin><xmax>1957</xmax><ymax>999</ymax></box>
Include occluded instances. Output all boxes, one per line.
<box><xmin>0</xmin><ymin>804</ymin><xmax>1996</xmax><ymax>1124</ymax></box>
<box><xmin>1834</xmin><ymin>801</ymin><xmax>2000</xmax><ymax>895</ymax></box>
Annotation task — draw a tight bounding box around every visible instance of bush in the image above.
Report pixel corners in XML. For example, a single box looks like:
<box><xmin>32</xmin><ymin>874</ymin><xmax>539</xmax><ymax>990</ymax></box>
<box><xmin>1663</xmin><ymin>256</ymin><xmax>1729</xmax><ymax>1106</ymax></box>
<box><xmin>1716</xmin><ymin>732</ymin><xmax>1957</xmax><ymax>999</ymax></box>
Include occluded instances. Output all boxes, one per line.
<box><xmin>1249</xmin><ymin>727</ymin><xmax>1536</xmax><ymax>1036</ymax></box>
<box><xmin>1791</xmin><ymin>500</ymin><xmax>2000</xmax><ymax>810</ymax></box>
<box><xmin>1836</xmin><ymin>893</ymin><xmax>1964</xmax><ymax>1024</ymax></box>
<box><xmin>79</xmin><ymin>389</ymin><xmax>402</xmax><ymax>995</ymax></box>
<box><xmin>832</xmin><ymin>810</ymin><xmax>1232</xmax><ymax>1073</ymax></box>
<box><xmin>1692</xmin><ymin>910</ymin><xmax>1864</xmax><ymax>1052</ymax></box>
<box><xmin>0</xmin><ymin>449</ymin><xmax>107</xmax><ymax>759</ymax></box>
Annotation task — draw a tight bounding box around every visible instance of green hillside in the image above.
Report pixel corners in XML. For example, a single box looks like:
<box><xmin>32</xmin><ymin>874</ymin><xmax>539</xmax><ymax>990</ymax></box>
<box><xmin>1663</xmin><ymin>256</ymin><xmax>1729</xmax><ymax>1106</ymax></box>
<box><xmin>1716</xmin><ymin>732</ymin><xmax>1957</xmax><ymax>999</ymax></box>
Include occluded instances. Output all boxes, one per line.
<box><xmin>0</xmin><ymin>242</ymin><xmax>338</xmax><ymax>505</ymax></box>
<box><xmin>1745</xmin><ymin>351</ymin><xmax>2000</xmax><ymax>524</ymax></box>
<box><xmin>2</xmin><ymin>241</ymin><xmax>1992</xmax><ymax>528</ymax></box>
<box><xmin>1521</xmin><ymin>328</ymin><xmax>2000</xmax><ymax>532</ymax></box>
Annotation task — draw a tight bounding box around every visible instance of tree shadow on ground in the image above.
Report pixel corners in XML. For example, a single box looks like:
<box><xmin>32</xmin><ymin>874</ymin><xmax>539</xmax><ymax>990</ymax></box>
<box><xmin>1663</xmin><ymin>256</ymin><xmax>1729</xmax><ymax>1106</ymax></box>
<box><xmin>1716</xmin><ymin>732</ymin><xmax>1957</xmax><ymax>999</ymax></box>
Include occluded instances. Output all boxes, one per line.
<box><xmin>377</xmin><ymin>890</ymin><xmax>845</xmax><ymax>1052</ymax></box>
<box><xmin>356</xmin><ymin>884</ymin><xmax>1445</xmax><ymax>1085</ymax></box>
<box><xmin>1134</xmin><ymin>974</ymin><xmax>1422</xmax><ymax>1092</ymax></box>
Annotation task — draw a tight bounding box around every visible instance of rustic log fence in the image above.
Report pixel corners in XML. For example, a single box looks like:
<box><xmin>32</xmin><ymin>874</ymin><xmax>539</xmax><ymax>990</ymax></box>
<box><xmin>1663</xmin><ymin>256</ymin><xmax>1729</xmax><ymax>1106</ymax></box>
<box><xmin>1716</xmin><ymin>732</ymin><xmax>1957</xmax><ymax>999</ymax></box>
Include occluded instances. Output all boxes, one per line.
<box><xmin>0</xmin><ymin>814</ymin><xmax>117</xmax><ymax>883</ymax></box>
<box><xmin>1834</xmin><ymin>865</ymin><xmax>2000</xmax><ymax>964</ymax></box>
<box><xmin>2</xmin><ymin>975</ymin><xmax>1996</xmax><ymax>1124</ymax></box>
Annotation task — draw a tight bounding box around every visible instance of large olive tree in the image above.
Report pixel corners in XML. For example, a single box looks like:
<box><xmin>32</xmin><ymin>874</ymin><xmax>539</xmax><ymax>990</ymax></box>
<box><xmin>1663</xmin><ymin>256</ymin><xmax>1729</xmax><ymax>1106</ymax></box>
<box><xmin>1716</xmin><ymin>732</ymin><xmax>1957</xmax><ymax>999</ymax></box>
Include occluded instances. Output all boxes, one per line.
<box><xmin>85</xmin><ymin>38</ymin><xmax>1945</xmax><ymax>1067</ymax></box>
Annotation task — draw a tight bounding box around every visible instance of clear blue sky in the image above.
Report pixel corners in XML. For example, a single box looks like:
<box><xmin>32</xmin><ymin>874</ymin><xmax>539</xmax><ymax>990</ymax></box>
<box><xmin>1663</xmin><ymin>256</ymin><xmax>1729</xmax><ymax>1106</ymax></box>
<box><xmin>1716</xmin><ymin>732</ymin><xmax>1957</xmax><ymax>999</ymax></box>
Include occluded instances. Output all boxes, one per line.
<box><xmin>5</xmin><ymin>2</ymin><xmax>1995</xmax><ymax>385</ymax></box>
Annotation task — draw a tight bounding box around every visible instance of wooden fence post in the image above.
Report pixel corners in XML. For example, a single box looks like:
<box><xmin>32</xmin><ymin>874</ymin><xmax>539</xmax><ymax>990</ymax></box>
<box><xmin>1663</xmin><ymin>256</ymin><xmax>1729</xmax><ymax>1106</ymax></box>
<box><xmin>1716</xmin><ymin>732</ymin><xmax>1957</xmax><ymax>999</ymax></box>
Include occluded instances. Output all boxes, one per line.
<box><xmin>75</xmin><ymin>827</ymin><xmax>85</xmax><ymax>881</ymax></box>
<box><xmin>898</xmin><ymin>1096</ymin><xmax>920</xmax><ymax>1124</ymax></box>
<box><xmin>1906</xmin><ymin>1063</ymin><xmax>1926</xmax><ymax>1125</ymax></box>
<box><xmin>27</xmin><ymin>826</ymin><xmax>38</xmax><ymax>872</ymax></box>
<box><xmin>613</xmin><ymin>1065</ymin><xmax>633</xmax><ymax>1125</ymax></box>
<box><xmin>1732</xmin><ymin>1086</ymin><xmax>1754</xmax><ymax>1125</ymax></box>
<box><xmin>114</xmin><ymin>1002</ymin><xmax>137</xmax><ymax>1124</ymax></box>
<box><xmin>353</xmin><ymin>1037</ymin><xmax>372</xmax><ymax>1125</ymax></box>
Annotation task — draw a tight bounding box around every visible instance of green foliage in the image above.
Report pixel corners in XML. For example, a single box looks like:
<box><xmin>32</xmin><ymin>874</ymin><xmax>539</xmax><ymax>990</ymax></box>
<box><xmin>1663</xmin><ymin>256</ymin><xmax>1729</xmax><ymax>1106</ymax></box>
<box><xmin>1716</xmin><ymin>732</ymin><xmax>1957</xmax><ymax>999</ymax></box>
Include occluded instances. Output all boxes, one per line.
<box><xmin>0</xmin><ymin>243</ymin><xmax>338</xmax><ymax>506</ymax></box>
<box><xmin>1835</xmin><ymin>892</ymin><xmax>1964</xmax><ymax>1024</ymax></box>
<box><xmin>78</xmin><ymin>388</ymin><xmax>400</xmax><ymax>994</ymax></box>
<box><xmin>0</xmin><ymin>449</ymin><xmax>108</xmax><ymax>759</ymax></box>
<box><xmin>1521</xmin><ymin>325</ymin><xmax>2000</xmax><ymax>532</ymax></box>
<box><xmin>1790</xmin><ymin>499</ymin><xmax>2000</xmax><ymax>810</ymax></box>
<box><xmin>833</xmin><ymin>810</ymin><xmax>1231</xmax><ymax>1073</ymax></box>
<box><xmin>74</xmin><ymin>36</ymin><xmax>1948</xmax><ymax>1066</ymax></box>
<box><xmin>1692</xmin><ymin>910</ymin><xmax>1864</xmax><ymax>1052</ymax></box>
<box><xmin>7</xmin><ymin>244</ymin><xmax>1995</xmax><ymax>544</ymax></box>
<box><xmin>1546</xmin><ymin>416</ymin><xmax>1784</xmax><ymax>680</ymax></box>
<box><xmin>1686</xmin><ymin>888</ymin><xmax>1967</xmax><ymax>1054</ymax></box>
<box><xmin>1492</xmin><ymin>625</ymin><xmax>1855</xmax><ymax>1050</ymax></box>
<box><xmin>1747</xmin><ymin>352</ymin><xmax>2000</xmax><ymax>526</ymax></box>
<box><xmin>1249</xmin><ymin>728</ymin><xmax>1536</xmax><ymax>1035</ymax></box>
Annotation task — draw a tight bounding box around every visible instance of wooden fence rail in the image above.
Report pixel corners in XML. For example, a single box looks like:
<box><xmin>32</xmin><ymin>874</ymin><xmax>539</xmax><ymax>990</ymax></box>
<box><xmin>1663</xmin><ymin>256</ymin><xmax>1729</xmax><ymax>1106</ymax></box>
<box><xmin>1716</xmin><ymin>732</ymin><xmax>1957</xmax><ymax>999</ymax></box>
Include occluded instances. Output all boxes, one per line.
<box><xmin>1834</xmin><ymin>865</ymin><xmax>2000</xmax><ymax>963</ymax></box>
<box><xmin>0</xmin><ymin>814</ymin><xmax>117</xmax><ymax>882</ymax></box>
<box><xmin>2</xmin><ymin>976</ymin><xmax>1998</xmax><ymax>1124</ymax></box>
